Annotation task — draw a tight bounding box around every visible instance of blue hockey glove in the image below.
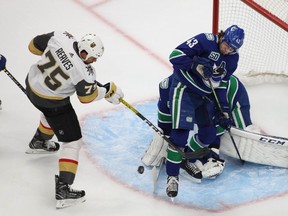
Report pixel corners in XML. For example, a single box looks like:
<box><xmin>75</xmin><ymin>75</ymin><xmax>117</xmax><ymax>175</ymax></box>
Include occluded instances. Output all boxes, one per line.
<box><xmin>214</xmin><ymin>105</ymin><xmax>233</xmax><ymax>130</ymax></box>
<box><xmin>191</xmin><ymin>56</ymin><xmax>214</xmax><ymax>79</ymax></box>
<box><xmin>0</xmin><ymin>54</ymin><xmax>7</xmax><ymax>71</ymax></box>
<box><xmin>218</xmin><ymin>112</ymin><xmax>233</xmax><ymax>129</ymax></box>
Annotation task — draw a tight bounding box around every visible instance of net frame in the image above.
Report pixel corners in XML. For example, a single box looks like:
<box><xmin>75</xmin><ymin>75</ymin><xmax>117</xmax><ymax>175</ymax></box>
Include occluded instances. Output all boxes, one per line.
<box><xmin>212</xmin><ymin>0</ymin><xmax>288</xmax><ymax>79</ymax></box>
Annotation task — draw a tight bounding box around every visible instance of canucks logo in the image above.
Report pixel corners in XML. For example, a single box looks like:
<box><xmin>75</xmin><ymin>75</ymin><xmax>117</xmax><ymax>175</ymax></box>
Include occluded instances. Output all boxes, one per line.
<box><xmin>204</xmin><ymin>33</ymin><xmax>214</xmax><ymax>41</ymax></box>
<box><xmin>159</xmin><ymin>77</ymin><xmax>169</xmax><ymax>89</ymax></box>
<box><xmin>213</xmin><ymin>61</ymin><xmax>227</xmax><ymax>77</ymax></box>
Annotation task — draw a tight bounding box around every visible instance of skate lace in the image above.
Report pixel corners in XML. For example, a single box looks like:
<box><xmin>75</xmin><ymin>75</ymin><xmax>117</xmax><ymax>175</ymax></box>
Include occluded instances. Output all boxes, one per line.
<box><xmin>186</xmin><ymin>161</ymin><xmax>201</xmax><ymax>174</ymax></box>
<box><xmin>29</xmin><ymin>139</ymin><xmax>44</xmax><ymax>149</ymax></box>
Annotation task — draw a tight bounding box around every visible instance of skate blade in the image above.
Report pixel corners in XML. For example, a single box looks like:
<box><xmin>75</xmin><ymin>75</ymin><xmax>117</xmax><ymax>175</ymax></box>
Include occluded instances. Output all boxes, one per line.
<box><xmin>179</xmin><ymin>169</ymin><xmax>202</xmax><ymax>183</ymax></box>
<box><xmin>56</xmin><ymin>197</ymin><xmax>86</xmax><ymax>209</ymax></box>
<box><xmin>25</xmin><ymin>148</ymin><xmax>58</xmax><ymax>154</ymax></box>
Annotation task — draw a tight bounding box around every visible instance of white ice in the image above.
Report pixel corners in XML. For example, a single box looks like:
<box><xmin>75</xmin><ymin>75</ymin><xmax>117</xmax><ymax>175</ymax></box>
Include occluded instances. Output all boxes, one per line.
<box><xmin>0</xmin><ymin>0</ymin><xmax>288</xmax><ymax>215</ymax></box>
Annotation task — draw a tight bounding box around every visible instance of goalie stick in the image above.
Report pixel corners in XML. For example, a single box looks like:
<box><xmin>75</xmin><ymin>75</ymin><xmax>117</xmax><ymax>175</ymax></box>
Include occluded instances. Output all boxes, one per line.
<box><xmin>208</xmin><ymin>78</ymin><xmax>244</xmax><ymax>164</ymax></box>
<box><xmin>96</xmin><ymin>82</ymin><xmax>211</xmax><ymax>160</ymax></box>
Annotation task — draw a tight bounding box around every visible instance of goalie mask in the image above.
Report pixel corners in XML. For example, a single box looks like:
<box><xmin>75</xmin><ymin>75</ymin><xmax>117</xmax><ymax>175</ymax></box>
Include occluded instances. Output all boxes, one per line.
<box><xmin>78</xmin><ymin>34</ymin><xmax>104</xmax><ymax>60</ymax></box>
<box><xmin>223</xmin><ymin>25</ymin><xmax>245</xmax><ymax>50</ymax></box>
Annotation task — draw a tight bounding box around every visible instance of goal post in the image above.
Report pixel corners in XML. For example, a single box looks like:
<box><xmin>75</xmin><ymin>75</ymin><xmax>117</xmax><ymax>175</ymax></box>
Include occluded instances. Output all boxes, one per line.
<box><xmin>212</xmin><ymin>0</ymin><xmax>288</xmax><ymax>84</ymax></box>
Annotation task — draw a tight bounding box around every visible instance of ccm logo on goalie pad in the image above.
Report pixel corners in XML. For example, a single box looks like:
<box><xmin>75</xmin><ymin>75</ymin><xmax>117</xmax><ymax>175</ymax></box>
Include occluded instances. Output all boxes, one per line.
<box><xmin>259</xmin><ymin>137</ymin><xmax>286</xmax><ymax>145</ymax></box>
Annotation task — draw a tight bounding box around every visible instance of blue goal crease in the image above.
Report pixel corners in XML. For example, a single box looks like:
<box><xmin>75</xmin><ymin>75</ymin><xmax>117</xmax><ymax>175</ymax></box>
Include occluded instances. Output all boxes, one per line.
<box><xmin>81</xmin><ymin>100</ymin><xmax>288</xmax><ymax>211</ymax></box>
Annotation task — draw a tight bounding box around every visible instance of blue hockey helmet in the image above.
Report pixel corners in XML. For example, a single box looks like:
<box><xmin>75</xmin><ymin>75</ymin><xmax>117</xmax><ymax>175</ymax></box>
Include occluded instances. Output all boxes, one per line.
<box><xmin>222</xmin><ymin>25</ymin><xmax>245</xmax><ymax>50</ymax></box>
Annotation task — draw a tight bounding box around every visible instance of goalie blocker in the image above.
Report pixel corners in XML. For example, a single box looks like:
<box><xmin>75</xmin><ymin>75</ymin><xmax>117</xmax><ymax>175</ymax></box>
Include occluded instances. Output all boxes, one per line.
<box><xmin>220</xmin><ymin>127</ymin><xmax>288</xmax><ymax>168</ymax></box>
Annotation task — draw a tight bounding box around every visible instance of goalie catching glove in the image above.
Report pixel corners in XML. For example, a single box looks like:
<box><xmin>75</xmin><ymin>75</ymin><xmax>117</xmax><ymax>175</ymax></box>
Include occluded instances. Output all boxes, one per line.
<box><xmin>194</xmin><ymin>148</ymin><xmax>225</xmax><ymax>179</ymax></box>
<box><xmin>103</xmin><ymin>82</ymin><xmax>124</xmax><ymax>104</ymax></box>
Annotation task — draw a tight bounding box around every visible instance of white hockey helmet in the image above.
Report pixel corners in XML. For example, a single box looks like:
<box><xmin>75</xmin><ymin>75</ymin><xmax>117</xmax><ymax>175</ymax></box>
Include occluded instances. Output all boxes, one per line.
<box><xmin>78</xmin><ymin>33</ymin><xmax>104</xmax><ymax>60</ymax></box>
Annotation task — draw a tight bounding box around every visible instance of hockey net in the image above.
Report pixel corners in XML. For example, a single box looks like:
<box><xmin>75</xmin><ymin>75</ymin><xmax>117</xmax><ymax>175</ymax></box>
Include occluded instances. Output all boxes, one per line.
<box><xmin>213</xmin><ymin>0</ymin><xmax>288</xmax><ymax>85</ymax></box>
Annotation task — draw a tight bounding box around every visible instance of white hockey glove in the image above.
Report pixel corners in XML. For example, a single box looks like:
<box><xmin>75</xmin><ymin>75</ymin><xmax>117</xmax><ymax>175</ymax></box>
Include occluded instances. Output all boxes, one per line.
<box><xmin>194</xmin><ymin>148</ymin><xmax>225</xmax><ymax>179</ymax></box>
<box><xmin>104</xmin><ymin>82</ymin><xmax>124</xmax><ymax>105</ymax></box>
<box><xmin>202</xmin><ymin>158</ymin><xmax>225</xmax><ymax>179</ymax></box>
<box><xmin>94</xmin><ymin>86</ymin><xmax>107</xmax><ymax>101</ymax></box>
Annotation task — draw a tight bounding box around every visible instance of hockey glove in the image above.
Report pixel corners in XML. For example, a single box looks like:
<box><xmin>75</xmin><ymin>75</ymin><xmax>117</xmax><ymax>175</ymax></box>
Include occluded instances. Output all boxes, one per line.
<box><xmin>194</xmin><ymin>148</ymin><xmax>225</xmax><ymax>179</ymax></box>
<box><xmin>104</xmin><ymin>82</ymin><xmax>124</xmax><ymax>105</ymax></box>
<box><xmin>191</xmin><ymin>56</ymin><xmax>214</xmax><ymax>79</ymax></box>
<box><xmin>0</xmin><ymin>54</ymin><xmax>7</xmax><ymax>71</ymax></box>
<box><xmin>218</xmin><ymin>112</ymin><xmax>233</xmax><ymax>129</ymax></box>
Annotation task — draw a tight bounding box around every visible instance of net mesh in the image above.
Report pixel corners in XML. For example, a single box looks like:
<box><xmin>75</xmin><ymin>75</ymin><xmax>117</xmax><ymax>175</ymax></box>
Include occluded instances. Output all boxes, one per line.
<box><xmin>218</xmin><ymin>0</ymin><xmax>288</xmax><ymax>83</ymax></box>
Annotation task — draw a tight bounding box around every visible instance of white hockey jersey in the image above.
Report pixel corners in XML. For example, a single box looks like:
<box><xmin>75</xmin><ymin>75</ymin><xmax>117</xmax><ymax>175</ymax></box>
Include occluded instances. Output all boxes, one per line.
<box><xmin>27</xmin><ymin>31</ymin><xmax>99</xmax><ymax>105</ymax></box>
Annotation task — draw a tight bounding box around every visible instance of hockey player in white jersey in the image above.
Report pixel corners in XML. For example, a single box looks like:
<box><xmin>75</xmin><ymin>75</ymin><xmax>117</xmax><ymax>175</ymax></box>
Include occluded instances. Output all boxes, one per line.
<box><xmin>25</xmin><ymin>31</ymin><xmax>124</xmax><ymax>208</ymax></box>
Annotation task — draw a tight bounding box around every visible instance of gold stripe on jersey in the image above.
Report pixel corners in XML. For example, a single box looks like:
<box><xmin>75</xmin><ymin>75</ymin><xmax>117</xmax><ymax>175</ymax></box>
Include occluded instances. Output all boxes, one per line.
<box><xmin>59</xmin><ymin>158</ymin><xmax>78</xmax><ymax>174</ymax></box>
<box><xmin>77</xmin><ymin>88</ymin><xmax>98</xmax><ymax>103</ymax></box>
<box><xmin>38</xmin><ymin>122</ymin><xmax>54</xmax><ymax>136</ymax></box>
<box><xmin>28</xmin><ymin>40</ymin><xmax>43</xmax><ymax>55</ymax></box>
<box><xmin>30</xmin><ymin>85</ymin><xmax>65</xmax><ymax>100</ymax></box>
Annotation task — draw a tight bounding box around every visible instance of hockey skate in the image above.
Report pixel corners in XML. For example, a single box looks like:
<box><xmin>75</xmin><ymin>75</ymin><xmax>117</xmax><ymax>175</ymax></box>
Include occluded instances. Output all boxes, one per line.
<box><xmin>25</xmin><ymin>137</ymin><xmax>60</xmax><ymax>154</ymax></box>
<box><xmin>179</xmin><ymin>159</ymin><xmax>202</xmax><ymax>183</ymax></box>
<box><xmin>55</xmin><ymin>175</ymin><xmax>86</xmax><ymax>209</ymax></box>
<box><xmin>166</xmin><ymin>176</ymin><xmax>179</xmax><ymax>199</ymax></box>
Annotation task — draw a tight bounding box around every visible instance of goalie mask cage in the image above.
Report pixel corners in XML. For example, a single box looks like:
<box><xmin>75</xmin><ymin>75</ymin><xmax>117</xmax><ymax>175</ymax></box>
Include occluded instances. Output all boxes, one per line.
<box><xmin>212</xmin><ymin>0</ymin><xmax>288</xmax><ymax>82</ymax></box>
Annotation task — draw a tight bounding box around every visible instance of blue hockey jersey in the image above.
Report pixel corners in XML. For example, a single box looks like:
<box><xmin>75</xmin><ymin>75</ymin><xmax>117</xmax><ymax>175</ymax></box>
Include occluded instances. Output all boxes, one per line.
<box><xmin>169</xmin><ymin>33</ymin><xmax>240</xmax><ymax>103</ymax></box>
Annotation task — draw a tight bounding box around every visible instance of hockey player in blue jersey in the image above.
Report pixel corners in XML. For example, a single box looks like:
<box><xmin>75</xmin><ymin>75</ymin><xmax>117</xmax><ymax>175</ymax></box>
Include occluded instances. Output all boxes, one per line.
<box><xmin>154</xmin><ymin>73</ymin><xmax>252</xmax><ymax>179</ymax></box>
<box><xmin>165</xmin><ymin>25</ymin><xmax>245</xmax><ymax>198</ymax></box>
<box><xmin>157</xmin><ymin>74</ymin><xmax>252</xmax><ymax>139</ymax></box>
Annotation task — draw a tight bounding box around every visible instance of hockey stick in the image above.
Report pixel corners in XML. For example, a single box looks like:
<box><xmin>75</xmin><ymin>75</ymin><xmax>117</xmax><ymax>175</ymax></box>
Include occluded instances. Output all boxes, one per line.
<box><xmin>208</xmin><ymin>78</ymin><xmax>244</xmax><ymax>164</ymax></box>
<box><xmin>97</xmin><ymin>82</ymin><xmax>210</xmax><ymax>159</ymax></box>
<box><xmin>120</xmin><ymin>98</ymin><xmax>211</xmax><ymax>159</ymax></box>
<box><xmin>2</xmin><ymin>68</ymin><xmax>26</xmax><ymax>94</ymax></box>
<box><xmin>0</xmin><ymin>69</ymin><xmax>209</xmax><ymax>158</ymax></box>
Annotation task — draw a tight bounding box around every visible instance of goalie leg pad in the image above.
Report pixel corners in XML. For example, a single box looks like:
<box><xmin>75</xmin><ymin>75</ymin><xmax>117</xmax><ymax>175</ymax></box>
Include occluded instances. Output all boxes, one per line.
<box><xmin>141</xmin><ymin>131</ymin><xmax>168</xmax><ymax>167</ymax></box>
<box><xmin>220</xmin><ymin>126</ymin><xmax>288</xmax><ymax>168</ymax></box>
